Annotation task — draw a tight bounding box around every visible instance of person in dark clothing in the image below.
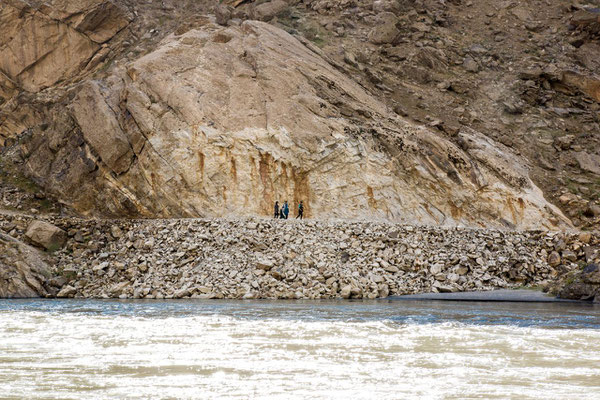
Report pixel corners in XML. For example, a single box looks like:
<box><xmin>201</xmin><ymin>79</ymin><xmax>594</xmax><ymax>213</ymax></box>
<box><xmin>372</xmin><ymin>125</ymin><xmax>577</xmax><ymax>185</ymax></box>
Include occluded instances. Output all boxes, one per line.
<box><xmin>274</xmin><ymin>201</ymin><xmax>280</xmax><ymax>219</ymax></box>
<box><xmin>283</xmin><ymin>201</ymin><xmax>289</xmax><ymax>219</ymax></box>
<box><xmin>296</xmin><ymin>201</ymin><xmax>304</xmax><ymax>219</ymax></box>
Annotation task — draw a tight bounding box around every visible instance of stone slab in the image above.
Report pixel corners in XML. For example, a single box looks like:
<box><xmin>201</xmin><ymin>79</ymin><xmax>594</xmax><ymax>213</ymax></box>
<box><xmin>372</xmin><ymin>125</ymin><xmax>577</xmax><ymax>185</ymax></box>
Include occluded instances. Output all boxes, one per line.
<box><xmin>391</xmin><ymin>289</ymin><xmax>586</xmax><ymax>303</ymax></box>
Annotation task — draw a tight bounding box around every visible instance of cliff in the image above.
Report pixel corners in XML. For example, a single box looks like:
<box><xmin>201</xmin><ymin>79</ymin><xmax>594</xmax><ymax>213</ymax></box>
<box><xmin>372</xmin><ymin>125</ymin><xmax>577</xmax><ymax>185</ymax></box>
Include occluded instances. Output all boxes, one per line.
<box><xmin>3</xmin><ymin>0</ymin><xmax>594</xmax><ymax>229</ymax></box>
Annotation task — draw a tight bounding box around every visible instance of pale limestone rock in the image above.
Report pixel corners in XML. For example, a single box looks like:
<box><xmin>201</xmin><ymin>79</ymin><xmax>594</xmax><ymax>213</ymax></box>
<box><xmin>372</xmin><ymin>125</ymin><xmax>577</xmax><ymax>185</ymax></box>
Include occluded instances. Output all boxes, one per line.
<box><xmin>25</xmin><ymin>220</ymin><xmax>66</xmax><ymax>250</ymax></box>
<box><xmin>256</xmin><ymin>259</ymin><xmax>275</xmax><ymax>271</ymax></box>
<box><xmin>71</xmin><ymin>81</ymin><xmax>134</xmax><ymax>175</ymax></box>
<box><xmin>340</xmin><ymin>284</ymin><xmax>352</xmax><ymax>299</ymax></box>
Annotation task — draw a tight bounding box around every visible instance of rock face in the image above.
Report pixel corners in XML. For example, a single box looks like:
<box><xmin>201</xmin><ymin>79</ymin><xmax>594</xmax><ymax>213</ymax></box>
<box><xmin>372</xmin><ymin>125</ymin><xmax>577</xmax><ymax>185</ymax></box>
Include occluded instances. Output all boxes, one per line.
<box><xmin>4</xmin><ymin>18</ymin><xmax>570</xmax><ymax>229</ymax></box>
<box><xmin>0</xmin><ymin>0</ymin><xmax>130</xmax><ymax>92</ymax></box>
<box><xmin>25</xmin><ymin>220</ymin><xmax>67</xmax><ymax>250</ymax></box>
<box><xmin>0</xmin><ymin>232</ymin><xmax>54</xmax><ymax>298</ymax></box>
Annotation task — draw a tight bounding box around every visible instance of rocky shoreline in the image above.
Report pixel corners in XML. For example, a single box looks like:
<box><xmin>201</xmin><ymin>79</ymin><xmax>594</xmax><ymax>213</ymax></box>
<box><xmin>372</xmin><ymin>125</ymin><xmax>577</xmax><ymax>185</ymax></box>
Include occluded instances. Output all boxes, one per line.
<box><xmin>1</xmin><ymin>213</ymin><xmax>598</xmax><ymax>301</ymax></box>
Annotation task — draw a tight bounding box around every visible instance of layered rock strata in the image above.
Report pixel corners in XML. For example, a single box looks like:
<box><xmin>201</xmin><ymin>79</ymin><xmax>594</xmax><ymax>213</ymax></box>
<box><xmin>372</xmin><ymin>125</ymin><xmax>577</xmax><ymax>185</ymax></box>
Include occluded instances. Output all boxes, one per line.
<box><xmin>2</xmin><ymin>214</ymin><xmax>597</xmax><ymax>300</ymax></box>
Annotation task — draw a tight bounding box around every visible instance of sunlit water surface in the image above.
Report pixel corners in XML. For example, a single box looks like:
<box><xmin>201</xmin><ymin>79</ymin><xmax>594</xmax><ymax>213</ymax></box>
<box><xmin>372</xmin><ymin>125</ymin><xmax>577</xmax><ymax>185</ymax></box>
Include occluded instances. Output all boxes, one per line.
<box><xmin>1</xmin><ymin>299</ymin><xmax>599</xmax><ymax>399</ymax></box>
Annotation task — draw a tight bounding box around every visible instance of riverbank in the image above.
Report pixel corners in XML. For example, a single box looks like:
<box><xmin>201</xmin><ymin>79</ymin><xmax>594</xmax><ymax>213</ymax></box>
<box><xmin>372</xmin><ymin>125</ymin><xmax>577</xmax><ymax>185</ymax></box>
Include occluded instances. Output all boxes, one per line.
<box><xmin>1</xmin><ymin>213</ymin><xmax>598</xmax><ymax>300</ymax></box>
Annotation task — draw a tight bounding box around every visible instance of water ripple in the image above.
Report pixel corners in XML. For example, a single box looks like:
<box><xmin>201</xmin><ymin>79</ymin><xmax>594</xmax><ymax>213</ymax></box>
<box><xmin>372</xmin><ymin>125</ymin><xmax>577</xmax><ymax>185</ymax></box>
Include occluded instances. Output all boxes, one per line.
<box><xmin>0</xmin><ymin>299</ymin><xmax>599</xmax><ymax>399</ymax></box>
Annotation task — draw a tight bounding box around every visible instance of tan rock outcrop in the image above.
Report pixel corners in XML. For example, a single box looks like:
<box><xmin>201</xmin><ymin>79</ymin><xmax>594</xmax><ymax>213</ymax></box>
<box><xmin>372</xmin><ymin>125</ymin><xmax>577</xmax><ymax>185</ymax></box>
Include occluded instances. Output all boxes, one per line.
<box><xmin>12</xmin><ymin>20</ymin><xmax>570</xmax><ymax>228</ymax></box>
<box><xmin>71</xmin><ymin>81</ymin><xmax>134</xmax><ymax>175</ymax></box>
<box><xmin>0</xmin><ymin>0</ymin><xmax>130</xmax><ymax>92</ymax></box>
<box><xmin>0</xmin><ymin>232</ymin><xmax>53</xmax><ymax>298</ymax></box>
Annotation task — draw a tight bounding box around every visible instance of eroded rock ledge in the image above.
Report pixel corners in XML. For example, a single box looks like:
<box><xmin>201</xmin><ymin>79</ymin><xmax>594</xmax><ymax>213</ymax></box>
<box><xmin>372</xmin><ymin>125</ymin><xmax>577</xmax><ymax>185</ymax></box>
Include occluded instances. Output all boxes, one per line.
<box><xmin>0</xmin><ymin>231</ymin><xmax>56</xmax><ymax>298</ymax></box>
<box><xmin>1</xmin><ymin>214</ymin><xmax>598</xmax><ymax>300</ymax></box>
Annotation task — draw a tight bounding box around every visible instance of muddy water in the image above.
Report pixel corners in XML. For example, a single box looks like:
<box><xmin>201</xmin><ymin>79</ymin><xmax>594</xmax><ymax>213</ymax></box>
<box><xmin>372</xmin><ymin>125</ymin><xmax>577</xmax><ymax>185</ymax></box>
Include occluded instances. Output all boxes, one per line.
<box><xmin>1</xmin><ymin>299</ymin><xmax>599</xmax><ymax>399</ymax></box>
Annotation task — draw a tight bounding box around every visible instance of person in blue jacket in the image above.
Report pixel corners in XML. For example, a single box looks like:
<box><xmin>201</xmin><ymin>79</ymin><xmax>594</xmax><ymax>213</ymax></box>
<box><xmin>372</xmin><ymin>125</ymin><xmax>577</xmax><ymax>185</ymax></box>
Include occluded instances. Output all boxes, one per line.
<box><xmin>282</xmin><ymin>201</ymin><xmax>289</xmax><ymax>219</ymax></box>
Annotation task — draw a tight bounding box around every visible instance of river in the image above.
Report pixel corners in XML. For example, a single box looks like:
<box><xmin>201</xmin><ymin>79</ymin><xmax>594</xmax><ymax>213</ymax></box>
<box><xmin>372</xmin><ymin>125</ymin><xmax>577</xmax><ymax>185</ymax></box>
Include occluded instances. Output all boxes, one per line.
<box><xmin>1</xmin><ymin>299</ymin><xmax>599</xmax><ymax>399</ymax></box>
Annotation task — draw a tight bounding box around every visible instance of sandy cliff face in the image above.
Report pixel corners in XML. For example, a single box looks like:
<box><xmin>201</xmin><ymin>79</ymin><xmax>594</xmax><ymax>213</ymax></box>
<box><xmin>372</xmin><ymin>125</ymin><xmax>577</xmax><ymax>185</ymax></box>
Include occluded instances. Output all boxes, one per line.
<box><xmin>0</xmin><ymin>2</ymin><xmax>573</xmax><ymax>228</ymax></box>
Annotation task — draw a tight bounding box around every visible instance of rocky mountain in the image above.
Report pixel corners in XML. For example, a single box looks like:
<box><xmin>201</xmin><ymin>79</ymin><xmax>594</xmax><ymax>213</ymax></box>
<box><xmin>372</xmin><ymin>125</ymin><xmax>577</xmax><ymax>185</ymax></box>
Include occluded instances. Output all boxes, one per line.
<box><xmin>1</xmin><ymin>0</ymin><xmax>599</xmax><ymax>229</ymax></box>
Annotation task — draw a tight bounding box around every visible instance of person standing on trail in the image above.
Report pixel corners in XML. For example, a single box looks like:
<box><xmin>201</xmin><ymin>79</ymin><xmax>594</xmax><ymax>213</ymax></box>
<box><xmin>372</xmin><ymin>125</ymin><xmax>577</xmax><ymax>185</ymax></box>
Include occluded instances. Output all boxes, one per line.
<box><xmin>283</xmin><ymin>201</ymin><xmax>289</xmax><ymax>219</ymax></box>
<box><xmin>274</xmin><ymin>201</ymin><xmax>280</xmax><ymax>219</ymax></box>
<box><xmin>296</xmin><ymin>201</ymin><xmax>304</xmax><ymax>220</ymax></box>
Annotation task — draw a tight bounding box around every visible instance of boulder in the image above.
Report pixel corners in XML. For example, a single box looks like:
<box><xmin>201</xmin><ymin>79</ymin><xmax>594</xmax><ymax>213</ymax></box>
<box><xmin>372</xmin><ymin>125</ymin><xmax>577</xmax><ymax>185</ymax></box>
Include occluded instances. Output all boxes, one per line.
<box><xmin>377</xmin><ymin>284</ymin><xmax>389</xmax><ymax>298</ymax></box>
<box><xmin>257</xmin><ymin>259</ymin><xmax>275</xmax><ymax>271</ymax></box>
<box><xmin>585</xmin><ymin>204</ymin><xmax>600</xmax><ymax>218</ymax></box>
<box><xmin>383</xmin><ymin>263</ymin><xmax>399</xmax><ymax>273</ymax></box>
<box><xmin>553</xmin><ymin>262</ymin><xmax>600</xmax><ymax>301</ymax></box>
<box><xmin>271</xmin><ymin>268</ymin><xmax>284</xmax><ymax>280</ymax></box>
<box><xmin>463</xmin><ymin>56</ymin><xmax>479</xmax><ymax>73</ymax></box>
<box><xmin>561</xmin><ymin>71</ymin><xmax>600</xmax><ymax>103</ymax></box>
<box><xmin>368</xmin><ymin>12</ymin><xmax>400</xmax><ymax>44</ymax></box>
<box><xmin>111</xmin><ymin>225</ymin><xmax>123</xmax><ymax>238</ymax></box>
<box><xmin>430</xmin><ymin>263</ymin><xmax>443</xmax><ymax>275</ymax></box>
<box><xmin>340</xmin><ymin>284</ymin><xmax>352</xmax><ymax>299</ymax></box>
<box><xmin>254</xmin><ymin>0</ymin><xmax>288</xmax><ymax>21</ymax></box>
<box><xmin>570</xmin><ymin>10</ymin><xmax>600</xmax><ymax>30</ymax></box>
<box><xmin>547</xmin><ymin>251</ymin><xmax>561</xmax><ymax>267</ymax></box>
<box><xmin>554</xmin><ymin>135</ymin><xmax>575</xmax><ymax>150</ymax></box>
<box><xmin>215</xmin><ymin>4</ymin><xmax>232</xmax><ymax>26</ymax></box>
<box><xmin>575</xmin><ymin>43</ymin><xmax>600</xmax><ymax>71</ymax></box>
<box><xmin>56</xmin><ymin>285</ymin><xmax>77</xmax><ymax>298</ymax></box>
<box><xmin>583</xmin><ymin>264</ymin><xmax>600</xmax><ymax>284</ymax></box>
<box><xmin>574</xmin><ymin>152</ymin><xmax>600</xmax><ymax>176</ymax></box>
<box><xmin>562</xmin><ymin>250</ymin><xmax>578</xmax><ymax>263</ymax></box>
<box><xmin>579</xmin><ymin>232</ymin><xmax>592</xmax><ymax>244</ymax></box>
<box><xmin>25</xmin><ymin>220</ymin><xmax>67</xmax><ymax>251</ymax></box>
